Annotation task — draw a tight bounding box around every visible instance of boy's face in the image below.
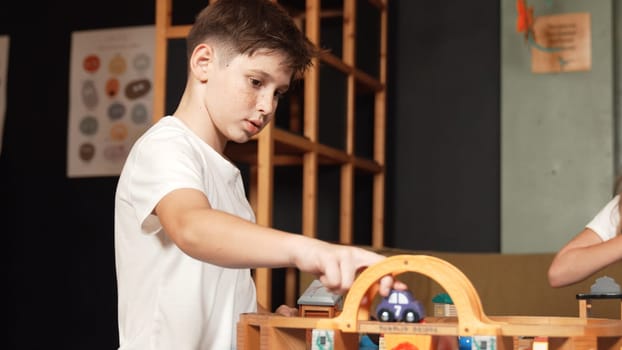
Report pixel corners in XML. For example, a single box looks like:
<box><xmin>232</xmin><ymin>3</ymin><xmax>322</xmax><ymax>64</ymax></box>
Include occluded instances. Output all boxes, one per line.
<box><xmin>204</xmin><ymin>48</ymin><xmax>293</xmax><ymax>144</ymax></box>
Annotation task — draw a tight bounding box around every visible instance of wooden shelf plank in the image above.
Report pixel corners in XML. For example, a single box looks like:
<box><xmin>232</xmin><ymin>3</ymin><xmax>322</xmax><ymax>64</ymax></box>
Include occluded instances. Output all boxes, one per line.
<box><xmin>226</xmin><ymin>128</ymin><xmax>383</xmax><ymax>173</ymax></box>
<box><xmin>166</xmin><ymin>25</ymin><xmax>191</xmax><ymax>38</ymax></box>
<box><xmin>320</xmin><ymin>52</ymin><xmax>384</xmax><ymax>92</ymax></box>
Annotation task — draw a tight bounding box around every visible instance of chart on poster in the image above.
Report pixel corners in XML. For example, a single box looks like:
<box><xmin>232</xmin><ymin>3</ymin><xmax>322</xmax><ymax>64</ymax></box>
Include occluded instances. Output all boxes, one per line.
<box><xmin>67</xmin><ymin>26</ymin><xmax>155</xmax><ymax>177</ymax></box>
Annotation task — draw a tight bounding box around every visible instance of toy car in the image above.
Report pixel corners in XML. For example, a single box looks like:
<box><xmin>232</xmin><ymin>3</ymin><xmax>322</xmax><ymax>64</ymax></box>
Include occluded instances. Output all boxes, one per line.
<box><xmin>375</xmin><ymin>289</ymin><xmax>425</xmax><ymax>323</ymax></box>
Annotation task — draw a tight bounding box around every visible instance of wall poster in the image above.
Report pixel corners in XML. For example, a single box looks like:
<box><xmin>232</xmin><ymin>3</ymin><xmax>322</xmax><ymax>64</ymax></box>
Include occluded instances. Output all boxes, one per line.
<box><xmin>67</xmin><ymin>25</ymin><xmax>155</xmax><ymax>177</ymax></box>
<box><xmin>530</xmin><ymin>12</ymin><xmax>591</xmax><ymax>74</ymax></box>
<box><xmin>0</xmin><ymin>35</ymin><xmax>9</xmax><ymax>156</ymax></box>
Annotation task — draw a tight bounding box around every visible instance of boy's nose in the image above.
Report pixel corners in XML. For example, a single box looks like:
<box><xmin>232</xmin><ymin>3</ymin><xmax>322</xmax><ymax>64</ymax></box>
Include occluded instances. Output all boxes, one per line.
<box><xmin>257</xmin><ymin>92</ymin><xmax>276</xmax><ymax>115</ymax></box>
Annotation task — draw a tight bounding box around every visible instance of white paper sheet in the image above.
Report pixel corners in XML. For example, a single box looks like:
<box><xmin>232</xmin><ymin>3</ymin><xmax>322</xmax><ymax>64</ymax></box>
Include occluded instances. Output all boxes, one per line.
<box><xmin>67</xmin><ymin>26</ymin><xmax>155</xmax><ymax>177</ymax></box>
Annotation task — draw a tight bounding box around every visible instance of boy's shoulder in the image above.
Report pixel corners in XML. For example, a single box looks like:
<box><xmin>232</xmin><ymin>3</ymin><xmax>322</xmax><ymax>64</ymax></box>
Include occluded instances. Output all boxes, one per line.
<box><xmin>130</xmin><ymin>116</ymin><xmax>190</xmax><ymax>150</ymax></box>
<box><xmin>142</xmin><ymin>116</ymin><xmax>186</xmax><ymax>137</ymax></box>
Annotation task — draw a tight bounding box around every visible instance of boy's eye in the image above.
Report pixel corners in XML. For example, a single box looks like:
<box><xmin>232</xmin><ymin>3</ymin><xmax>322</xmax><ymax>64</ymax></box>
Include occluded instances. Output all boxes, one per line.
<box><xmin>250</xmin><ymin>78</ymin><xmax>262</xmax><ymax>87</ymax></box>
<box><xmin>274</xmin><ymin>90</ymin><xmax>286</xmax><ymax>99</ymax></box>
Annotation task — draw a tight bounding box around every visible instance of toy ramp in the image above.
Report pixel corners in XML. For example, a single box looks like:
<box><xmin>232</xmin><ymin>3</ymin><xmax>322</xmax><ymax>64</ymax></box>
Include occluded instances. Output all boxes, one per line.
<box><xmin>238</xmin><ymin>254</ymin><xmax>622</xmax><ymax>350</ymax></box>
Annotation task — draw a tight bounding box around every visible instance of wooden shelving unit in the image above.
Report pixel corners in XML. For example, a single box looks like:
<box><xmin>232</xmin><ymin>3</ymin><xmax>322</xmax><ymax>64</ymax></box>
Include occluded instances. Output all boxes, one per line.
<box><xmin>153</xmin><ymin>0</ymin><xmax>389</xmax><ymax>311</ymax></box>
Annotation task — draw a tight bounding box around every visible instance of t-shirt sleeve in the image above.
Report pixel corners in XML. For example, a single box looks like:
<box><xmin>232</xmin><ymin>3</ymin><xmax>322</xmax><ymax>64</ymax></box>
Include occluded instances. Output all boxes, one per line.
<box><xmin>585</xmin><ymin>195</ymin><xmax>620</xmax><ymax>241</ymax></box>
<box><xmin>128</xmin><ymin>130</ymin><xmax>206</xmax><ymax>234</ymax></box>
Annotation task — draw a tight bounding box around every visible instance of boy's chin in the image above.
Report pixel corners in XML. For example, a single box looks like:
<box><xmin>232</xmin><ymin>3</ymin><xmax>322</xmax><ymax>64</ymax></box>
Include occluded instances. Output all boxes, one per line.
<box><xmin>231</xmin><ymin>135</ymin><xmax>253</xmax><ymax>144</ymax></box>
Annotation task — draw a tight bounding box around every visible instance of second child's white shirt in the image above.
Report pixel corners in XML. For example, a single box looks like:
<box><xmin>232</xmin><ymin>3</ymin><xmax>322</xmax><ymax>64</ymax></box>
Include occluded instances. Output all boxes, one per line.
<box><xmin>586</xmin><ymin>195</ymin><xmax>620</xmax><ymax>241</ymax></box>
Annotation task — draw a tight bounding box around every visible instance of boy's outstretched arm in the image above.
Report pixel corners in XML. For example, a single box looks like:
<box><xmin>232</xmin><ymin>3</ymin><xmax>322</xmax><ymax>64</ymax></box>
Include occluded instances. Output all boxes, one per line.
<box><xmin>156</xmin><ymin>188</ymin><xmax>397</xmax><ymax>296</ymax></box>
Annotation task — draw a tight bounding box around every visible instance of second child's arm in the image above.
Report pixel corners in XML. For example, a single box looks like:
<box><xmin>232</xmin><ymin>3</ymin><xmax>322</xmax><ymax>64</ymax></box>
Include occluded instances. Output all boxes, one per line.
<box><xmin>548</xmin><ymin>229</ymin><xmax>622</xmax><ymax>287</ymax></box>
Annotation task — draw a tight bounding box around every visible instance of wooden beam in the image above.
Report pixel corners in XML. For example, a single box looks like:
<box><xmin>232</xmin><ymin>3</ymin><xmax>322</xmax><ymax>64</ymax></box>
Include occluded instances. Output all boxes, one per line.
<box><xmin>372</xmin><ymin>0</ymin><xmax>388</xmax><ymax>248</ymax></box>
<box><xmin>255</xmin><ymin>123</ymin><xmax>275</xmax><ymax>310</ymax></box>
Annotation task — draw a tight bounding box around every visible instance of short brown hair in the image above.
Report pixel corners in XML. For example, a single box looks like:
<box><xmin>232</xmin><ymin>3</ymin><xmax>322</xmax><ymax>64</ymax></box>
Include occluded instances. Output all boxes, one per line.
<box><xmin>186</xmin><ymin>0</ymin><xmax>318</xmax><ymax>80</ymax></box>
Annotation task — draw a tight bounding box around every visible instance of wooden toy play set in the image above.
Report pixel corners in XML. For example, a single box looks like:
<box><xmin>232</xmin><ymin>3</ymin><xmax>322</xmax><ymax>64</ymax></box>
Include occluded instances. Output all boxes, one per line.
<box><xmin>237</xmin><ymin>255</ymin><xmax>622</xmax><ymax>350</ymax></box>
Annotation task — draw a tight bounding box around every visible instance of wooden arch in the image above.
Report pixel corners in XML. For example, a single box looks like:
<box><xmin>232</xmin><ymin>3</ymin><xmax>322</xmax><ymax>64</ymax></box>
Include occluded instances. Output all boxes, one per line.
<box><xmin>316</xmin><ymin>254</ymin><xmax>503</xmax><ymax>335</ymax></box>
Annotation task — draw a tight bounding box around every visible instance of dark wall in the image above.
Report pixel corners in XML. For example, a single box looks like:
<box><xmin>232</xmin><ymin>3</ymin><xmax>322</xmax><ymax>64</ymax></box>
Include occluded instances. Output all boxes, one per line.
<box><xmin>385</xmin><ymin>0</ymin><xmax>501</xmax><ymax>251</ymax></box>
<box><xmin>0</xmin><ymin>1</ymin><xmax>154</xmax><ymax>349</ymax></box>
<box><xmin>1</xmin><ymin>0</ymin><xmax>500</xmax><ymax>348</ymax></box>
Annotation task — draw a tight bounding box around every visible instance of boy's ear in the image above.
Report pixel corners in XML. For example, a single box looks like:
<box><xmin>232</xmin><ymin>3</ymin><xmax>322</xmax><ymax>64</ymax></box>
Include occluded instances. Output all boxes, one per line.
<box><xmin>189</xmin><ymin>43</ymin><xmax>213</xmax><ymax>82</ymax></box>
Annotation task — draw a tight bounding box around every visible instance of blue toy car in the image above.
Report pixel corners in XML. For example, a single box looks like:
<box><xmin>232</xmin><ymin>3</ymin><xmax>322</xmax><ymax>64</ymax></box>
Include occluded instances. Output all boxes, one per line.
<box><xmin>375</xmin><ymin>289</ymin><xmax>425</xmax><ymax>323</ymax></box>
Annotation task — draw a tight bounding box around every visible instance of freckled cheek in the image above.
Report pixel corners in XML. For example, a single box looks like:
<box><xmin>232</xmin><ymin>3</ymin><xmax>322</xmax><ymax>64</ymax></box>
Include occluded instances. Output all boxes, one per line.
<box><xmin>239</xmin><ymin>89</ymin><xmax>258</xmax><ymax>108</ymax></box>
<box><xmin>247</xmin><ymin>94</ymin><xmax>259</xmax><ymax>108</ymax></box>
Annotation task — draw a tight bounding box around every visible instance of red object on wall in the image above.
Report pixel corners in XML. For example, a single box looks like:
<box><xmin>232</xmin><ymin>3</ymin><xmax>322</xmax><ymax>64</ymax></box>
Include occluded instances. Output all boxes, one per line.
<box><xmin>516</xmin><ymin>0</ymin><xmax>534</xmax><ymax>39</ymax></box>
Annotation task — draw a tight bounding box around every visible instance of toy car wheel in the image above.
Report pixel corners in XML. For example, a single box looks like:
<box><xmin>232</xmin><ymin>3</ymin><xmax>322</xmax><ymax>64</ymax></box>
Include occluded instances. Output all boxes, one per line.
<box><xmin>403</xmin><ymin>309</ymin><xmax>420</xmax><ymax>323</ymax></box>
<box><xmin>377</xmin><ymin>308</ymin><xmax>395</xmax><ymax>322</ymax></box>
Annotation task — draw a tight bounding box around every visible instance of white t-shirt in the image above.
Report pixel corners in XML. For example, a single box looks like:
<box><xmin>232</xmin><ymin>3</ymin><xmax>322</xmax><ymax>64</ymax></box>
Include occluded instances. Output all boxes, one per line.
<box><xmin>586</xmin><ymin>194</ymin><xmax>620</xmax><ymax>241</ymax></box>
<box><xmin>115</xmin><ymin>116</ymin><xmax>256</xmax><ymax>350</ymax></box>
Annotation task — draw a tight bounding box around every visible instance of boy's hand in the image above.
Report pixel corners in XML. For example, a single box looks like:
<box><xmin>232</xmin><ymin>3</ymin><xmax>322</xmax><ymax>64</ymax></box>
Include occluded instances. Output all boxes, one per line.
<box><xmin>258</xmin><ymin>303</ymin><xmax>298</xmax><ymax>316</ymax></box>
<box><xmin>274</xmin><ymin>304</ymin><xmax>299</xmax><ymax>317</ymax></box>
<box><xmin>291</xmin><ymin>237</ymin><xmax>405</xmax><ymax>297</ymax></box>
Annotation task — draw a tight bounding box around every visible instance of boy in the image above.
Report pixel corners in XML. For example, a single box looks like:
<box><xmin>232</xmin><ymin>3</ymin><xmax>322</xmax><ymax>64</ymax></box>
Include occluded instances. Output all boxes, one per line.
<box><xmin>114</xmin><ymin>0</ymin><xmax>399</xmax><ymax>349</ymax></box>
